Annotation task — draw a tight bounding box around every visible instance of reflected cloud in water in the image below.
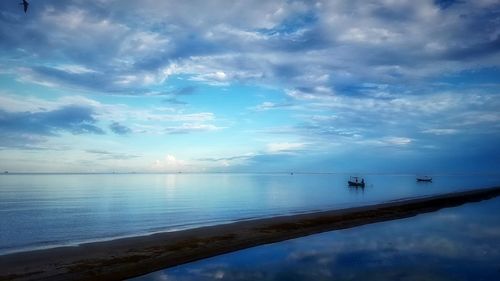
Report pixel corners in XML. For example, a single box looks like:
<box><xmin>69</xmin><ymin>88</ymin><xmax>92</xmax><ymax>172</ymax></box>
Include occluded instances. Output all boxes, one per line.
<box><xmin>133</xmin><ymin>198</ymin><xmax>500</xmax><ymax>281</ymax></box>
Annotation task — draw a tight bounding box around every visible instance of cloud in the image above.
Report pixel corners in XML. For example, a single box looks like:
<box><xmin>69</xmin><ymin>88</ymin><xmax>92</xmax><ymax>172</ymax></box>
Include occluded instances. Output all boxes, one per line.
<box><xmin>249</xmin><ymin>101</ymin><xmax>295</xmax><ymax>112</ymax></box>
<box><xmin>0</xmin><ymin>1</ymin><xmax>499</xmax><ymax>172</ymax></box>
<box><xmin>196</xmin><ymin>142</ymin><xmax>309</xmax><ymax>171</ymax></box>
<box><xmin>161</xmin><ymin>86</ymin><xmax>197</xmax><ymax>104</ymax></box>
<box><xmin>433</xmin><ymin>0</ymin><xmax>463</xmax><ymax>10</ymax></box>
<box><xmin>198</xmin><ymin>152</ymin><xmax>298</xmax><ymax>171</ymax></box>
<box><xmin>0</xmin><ymin>93</ymin><xmax>225</xmax><ymax>138</ymax></box>
<box><xmin>152</xmin><ymin>154</ymin><xmax>186</xmax><ymax>171</ymax></box>
<box><xmin>421</xmin><ymin>128</ymin><xmax>459</xmax><ymax>135</ymax></box>
<box><xmin>164</xmin><ymin>123</ymin><xmax>222</xmax><ymax>134</ymax></box>
<box><xmin>0</xmin><ymin>105</ymin><xmax>105</xmax><ymax>149</ymax></box>
<box><xmin>0</xmin><ymin>0</ymin><xmax>498</xmax><ymax>101</ymax></box>
<box><xmin>283</xmin><ymin>87</ymin><xmax>500</xmax><ymax>148</ymax></box>
<box><xmin>0</xmin><ymin>105</ymin><xmax>104</xmax><ymax>136</ymax></box>
<box><xmin>197</xmin><ymin>155</ymin><xmax>253</xmax><ymax>162</ymax></box>
<box><xmin>0</xmin><ymin>93</ymin><xmax>102</xmax><ymax>113</ymax></box>
<box><xmin>165</xmin><ymin>86</ymin><xmax>197</xmax><ymax>97</ymax></box>
<box><xmin>140</xmin><ymin>111</ymin><xmax>215</xmax><ymax>123</ymax></box>
<box><xmin>357</xmin><ymin>136</ymin><xmax>413</xmax><ymax>148</ymax></box>
<box><xmin>109</xmin><ymin>122</ymin><xmax>132</xmax><ymax>135</ymax></box>
<box><xmin>85</xmin><ymin>149</ymin><xmax>139</xmax><ymax>160</ymax></box>
<box><xmin>267</xmin><ymin>142</ymin><xmax>307</xmax><ymax>153</ymax></box>
<box><xmin>0</xmin><ymin>133</ymin><xmax>47</xmax><ymax>150</ymax></box>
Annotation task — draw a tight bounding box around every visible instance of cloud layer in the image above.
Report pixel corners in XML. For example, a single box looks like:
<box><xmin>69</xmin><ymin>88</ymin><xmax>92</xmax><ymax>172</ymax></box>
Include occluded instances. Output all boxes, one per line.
<box><xmin>1</xmin><ymin>0</ymin><xmax>498</xmax><ymax>94</ymax></box>
<box><xmin>0</xmin><ymin>0</ymin><xmax>499</xmax><ymax>172</ymax></box>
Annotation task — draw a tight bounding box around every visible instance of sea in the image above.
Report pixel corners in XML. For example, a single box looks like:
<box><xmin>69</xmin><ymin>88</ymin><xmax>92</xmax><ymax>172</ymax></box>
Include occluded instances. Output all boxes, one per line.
<box><xmin>1</xmin><ymin>173</ymin><xmax>499</xmax><ymax>255</ymax></box>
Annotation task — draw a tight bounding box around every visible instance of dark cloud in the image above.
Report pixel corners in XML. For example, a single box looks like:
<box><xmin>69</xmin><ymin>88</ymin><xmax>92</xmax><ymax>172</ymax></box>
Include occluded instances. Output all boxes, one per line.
<box><xmin>109</xmin><ymin>122</ymin><xmax>132</xmax><ymax>135</ymax></box>
<box><xmin>133</xmin><ymin>35</ymin><xmax>221</xmax><ymax>70</ymax></box>
<box><xmin>0</xmin><ymin>105</ymin><xmax>104</xmax><ymax>136</ymax></box>
<box><xmin>85</xmin><ymin>149</ymin><xmax>112</xmax><ymax>155</ymax></box>
<box><xmin>169</xmin><ymin>86</ymin><xmax>197</xmax><ymax>96</ymax></box>
<box><xmin>85</xmin><ymin>149</ymin><xmax>139</xmax><ymax>160</ymax></box>
<box><xmin>0</xmin><ymin>105</ymin><xmax>104</xmax><ymax>149</ymax></box>
<box><xmin>24</xmin><ymin>66</ymin><xmax>154</xmax><ymax>95</ymax></box>
<box><xmin>434</xmin><ymin>0</ymin><xmax>464</xmax><ymax>10</ymax></box>
<box><xmin>162</xmin><ymin>98</ymin><xmax>188</xmax><ymax>105</ymax></box>
<box><xmin>162</xmin><ymin>86</ymin><xmax>197</xmax><ymax>104</ymax></box>
<box><xmin>28</xmin><ymin>66</ymin><xmax>111</xmax><ymax>91</ymax></box>
<box><xmin>443</xmin><ymin>36</ymin><xmax>500</xmax><ymax>61</ymax></box>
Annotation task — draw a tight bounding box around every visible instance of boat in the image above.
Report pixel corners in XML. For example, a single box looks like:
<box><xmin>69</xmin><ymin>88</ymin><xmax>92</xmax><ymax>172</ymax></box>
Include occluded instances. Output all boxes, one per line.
<box><xmin>416</xmin><ymin>176</ymin><xmax>432</xmax><ymax>182</ymax></box>
<box><xmin>348</xmin><ymin>176</ymin><xmax>365</xmax><ymax>187</ymax></box>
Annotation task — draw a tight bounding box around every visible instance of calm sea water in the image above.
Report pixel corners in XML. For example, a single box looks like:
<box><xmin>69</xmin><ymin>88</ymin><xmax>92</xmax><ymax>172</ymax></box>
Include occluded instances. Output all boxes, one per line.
<box><xmin>1</xmin><ymin>173</ymin><xmax>499</xmax><ymax>255</ymax></box>
<box><xmin>133</xmin><ymin>196</ymin><xmax>500</xmax><ymax>281</ymax></box>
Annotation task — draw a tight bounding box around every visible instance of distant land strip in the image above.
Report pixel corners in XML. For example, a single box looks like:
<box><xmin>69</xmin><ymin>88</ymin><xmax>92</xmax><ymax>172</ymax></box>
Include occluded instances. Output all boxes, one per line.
<box><xmin>1</xmin><ymin>186</ymin><xmax>500</xmax><ymax>281</ymax></box>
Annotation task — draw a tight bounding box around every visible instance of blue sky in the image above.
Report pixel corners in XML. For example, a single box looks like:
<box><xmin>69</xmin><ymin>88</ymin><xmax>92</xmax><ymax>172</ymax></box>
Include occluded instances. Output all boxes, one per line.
<box><xmin>0</xmin><ymin>0</ymin><xmax>499</xmax><ymax>173</ymax></box>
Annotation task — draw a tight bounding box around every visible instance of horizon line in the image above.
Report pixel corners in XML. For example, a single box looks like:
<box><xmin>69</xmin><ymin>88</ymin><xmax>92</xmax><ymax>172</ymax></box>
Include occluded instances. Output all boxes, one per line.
<box><xmin>2</xmin><ymin>171</ymin><xmax>500</xmax><ymax>176</ymax></box>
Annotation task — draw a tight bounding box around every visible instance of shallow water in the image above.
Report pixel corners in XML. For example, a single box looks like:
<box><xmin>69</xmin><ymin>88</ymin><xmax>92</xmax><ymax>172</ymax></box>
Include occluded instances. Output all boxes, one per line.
<box><xmin>132</xmin><ymin>196</ymin><xmax>500</xmax><ymax>281</ymax></box>
<box><xmin>1</xmin><ymin>173</ymin><xmax>499</xmax><ymax>255</ymax></box>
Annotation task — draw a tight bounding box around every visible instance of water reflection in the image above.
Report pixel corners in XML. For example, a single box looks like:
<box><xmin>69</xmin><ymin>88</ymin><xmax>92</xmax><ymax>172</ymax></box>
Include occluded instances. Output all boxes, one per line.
<box><xmin>348</xmin><ymin>184</ymin><xmax>367</xmax><ymax>195</ymax></box>
<box><xmin>132</xmin><ymin>197</ymin><xmax>500</xmax><ymax>281</ymax></box>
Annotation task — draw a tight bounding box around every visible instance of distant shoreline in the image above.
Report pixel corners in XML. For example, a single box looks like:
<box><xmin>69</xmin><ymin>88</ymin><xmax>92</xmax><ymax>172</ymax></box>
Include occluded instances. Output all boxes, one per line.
<box><xmin>1</xmin><ymin>186</ymin><xmax>500</xmax><ymax>281</ymax></box>
<box><xmin>2</xmin><ymin>172</ymin><xmax>500</xmax><ymax>176</ymax></box>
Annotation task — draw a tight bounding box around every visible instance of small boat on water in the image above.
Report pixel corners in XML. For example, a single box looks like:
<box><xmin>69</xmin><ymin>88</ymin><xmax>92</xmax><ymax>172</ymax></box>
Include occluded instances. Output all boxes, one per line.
<box><xmin>348</xmin><ymin>176</ymin><xmax>365</xmax><ymax>187</ymax></box>
<box><xmin>416</xmin><ymin>176</ymin><xmax>432</xmax><ymax>182</ymax></box>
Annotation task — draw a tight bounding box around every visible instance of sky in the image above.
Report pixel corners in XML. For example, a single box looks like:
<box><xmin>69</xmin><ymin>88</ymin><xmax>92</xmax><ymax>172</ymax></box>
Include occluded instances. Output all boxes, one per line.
<box><xmin>0</xmin><ymin>0</ymin><xmax>499</xmax><ymax>173</ymax></box>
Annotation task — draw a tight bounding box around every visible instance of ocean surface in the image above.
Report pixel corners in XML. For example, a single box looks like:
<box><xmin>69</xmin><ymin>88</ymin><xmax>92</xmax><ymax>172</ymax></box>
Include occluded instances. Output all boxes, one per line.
<box><xmin>1</xmin><ymin>173</ymin><xmax>499</xmax><ymax>255</ymax></box>
<box><xmin>132</xmin><ymin>195</ymin><xmax>500</xmax><ymax>281</ymax></box>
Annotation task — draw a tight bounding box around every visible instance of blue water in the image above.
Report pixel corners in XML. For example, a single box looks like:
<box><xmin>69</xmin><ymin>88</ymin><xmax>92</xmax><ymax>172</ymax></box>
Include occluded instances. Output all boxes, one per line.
<box><xmin>1</xmin><ymin>173</ymin><xmax>499</xmax><ymax>255</ymax></box>
<box><xmin>133</xmin><ymin>196</ymin><xmax>500</xmax><ymax>281</ymax></box>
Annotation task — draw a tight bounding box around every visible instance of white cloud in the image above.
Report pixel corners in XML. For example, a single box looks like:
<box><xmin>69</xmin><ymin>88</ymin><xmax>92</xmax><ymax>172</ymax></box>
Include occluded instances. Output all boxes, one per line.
<box><xmin>422</xmin><ymin>128</ymin><xmax>459</xmax><ymax>135</ymax></box>
<box><xmin>119</xmin><ymin>31</ymin><xmax>171</xmax><ymax>57</ymax></box>
<box><xmin>250</xmin><ymin>101</ymin><xmax>296</xmax><ymax>111</ymax></box>
<box><xmin>152</xmin><ymin>154</ymin><xmax>186</xmax><ymax>171</ymax></box>
<box><xmin>354</xmin><ymin>136</ymin><xmax>412</xmax><ymax>147</ymax></box>
<box><xmin>384</xmin><ymin>137</ymin><xmax>412</xmax><ymax>146</ymax></box>
<box><xmin>254</xmin><ymin>101</ymin><xmax>277</xmax><ymax>111</ymax></box>
<box><xmin>164</xmin><ymin>123</ymin><xmax>223</xmax><ymax>134</ymax></box>
<box><xmin>338</xmin><ymin>27</ymin><xmax>400</xmax><ymax>44</ymax></box>
<box><xmin>139</xmin><ymin>111</ymin><xmax>215</xmax><ymax>123</ymax></box>
<box><xmin>54</xmin><ymin>64</ymin><xmax>98</xmax><ymax>74</ymax></box>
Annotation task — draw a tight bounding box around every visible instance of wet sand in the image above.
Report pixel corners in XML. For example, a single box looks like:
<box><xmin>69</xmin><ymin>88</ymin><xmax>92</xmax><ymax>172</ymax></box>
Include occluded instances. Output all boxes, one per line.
<box><xmin>1</xmin><ymin>186</ymin><xmax>500</xmax><ymax>281</ymax></box>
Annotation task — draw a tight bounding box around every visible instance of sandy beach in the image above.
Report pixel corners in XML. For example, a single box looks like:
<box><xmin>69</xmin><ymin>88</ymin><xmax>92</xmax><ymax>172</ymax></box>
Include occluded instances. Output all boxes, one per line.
<box><xmin>1</xmin><ymin>186</ymin><xmax>499</xmax><ymax>281</ymax></box>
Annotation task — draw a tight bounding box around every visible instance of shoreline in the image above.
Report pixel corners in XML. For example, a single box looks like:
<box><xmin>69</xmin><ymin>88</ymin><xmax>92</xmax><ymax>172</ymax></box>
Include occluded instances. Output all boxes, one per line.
<box><xmin>1</xmin><ymin>186</ymin><xmax>499</xmax><ymax>281</ymax></box>
<box><xmin>0</xmin><ymin>193</ymin><xmax>445</xmax><ymax>257</ymax></box>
